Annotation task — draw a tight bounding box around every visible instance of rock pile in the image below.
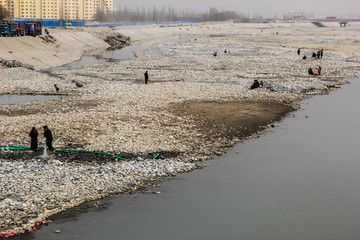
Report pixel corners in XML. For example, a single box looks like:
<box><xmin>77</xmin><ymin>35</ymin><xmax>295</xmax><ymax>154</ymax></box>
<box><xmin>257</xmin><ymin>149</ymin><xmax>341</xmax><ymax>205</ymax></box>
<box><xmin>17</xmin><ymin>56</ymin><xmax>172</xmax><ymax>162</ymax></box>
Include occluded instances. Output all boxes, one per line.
<box><xmin>104</xmin><ymin>34</ymin><xmax>131</xmax><ymax>50</ymax></box>
<box><xmin>0</xmin><ymin>60</ymin><xmax>34</xmax><ymax>70</ymax></box>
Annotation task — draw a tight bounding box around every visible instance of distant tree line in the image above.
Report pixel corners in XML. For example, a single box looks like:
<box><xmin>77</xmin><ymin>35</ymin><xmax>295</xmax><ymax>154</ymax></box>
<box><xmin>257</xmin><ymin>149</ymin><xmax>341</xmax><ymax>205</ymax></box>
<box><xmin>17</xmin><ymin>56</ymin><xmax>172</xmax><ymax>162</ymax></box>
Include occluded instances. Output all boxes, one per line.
<box><xmin>94</xmin><ymin>7</ymin><xmax>262</xmax><ymax>23</ymax></box>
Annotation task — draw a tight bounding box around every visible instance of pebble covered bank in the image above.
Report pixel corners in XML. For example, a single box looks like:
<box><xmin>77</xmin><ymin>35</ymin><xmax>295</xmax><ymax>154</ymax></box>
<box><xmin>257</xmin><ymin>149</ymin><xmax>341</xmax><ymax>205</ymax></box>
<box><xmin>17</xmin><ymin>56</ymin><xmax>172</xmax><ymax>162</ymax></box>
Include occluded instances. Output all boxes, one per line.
<box><xmin>0</xmin><ymin>21</ymin><xmax>360</xmax><ymax>235</ymax></box>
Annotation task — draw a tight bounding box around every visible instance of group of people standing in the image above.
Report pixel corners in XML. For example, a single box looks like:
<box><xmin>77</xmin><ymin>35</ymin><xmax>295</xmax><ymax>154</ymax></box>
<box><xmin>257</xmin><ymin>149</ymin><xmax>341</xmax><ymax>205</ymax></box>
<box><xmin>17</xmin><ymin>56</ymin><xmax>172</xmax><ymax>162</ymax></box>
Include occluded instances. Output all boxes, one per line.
<box><xmin>297</xmin><ymin>48</ymin><xmax>324</xmax><ymax>60</ymax></box>
<box><xmin>312</xmin><ymin>49</ymin><xmax>324</xmax><ymax>59</ymax></box>
<box><xmin>297</xmin><ymin>48</ymin><xmax>324</xmax><ymax>76</ymax></box>
<box><xmin>29</xmin><ymin>126</ymin><xmax>53</xmax><ymax>152</ymax></box>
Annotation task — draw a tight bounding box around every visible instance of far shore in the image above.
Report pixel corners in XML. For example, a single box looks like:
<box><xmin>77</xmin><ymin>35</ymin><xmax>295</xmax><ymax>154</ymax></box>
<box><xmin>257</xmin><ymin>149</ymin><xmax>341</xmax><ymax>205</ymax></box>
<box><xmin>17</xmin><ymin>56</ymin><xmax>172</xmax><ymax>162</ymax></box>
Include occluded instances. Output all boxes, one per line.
<box><xmin>1</xmin><ymin>20</ymin><xmax>360</xmax><ymax>235</ymax></box>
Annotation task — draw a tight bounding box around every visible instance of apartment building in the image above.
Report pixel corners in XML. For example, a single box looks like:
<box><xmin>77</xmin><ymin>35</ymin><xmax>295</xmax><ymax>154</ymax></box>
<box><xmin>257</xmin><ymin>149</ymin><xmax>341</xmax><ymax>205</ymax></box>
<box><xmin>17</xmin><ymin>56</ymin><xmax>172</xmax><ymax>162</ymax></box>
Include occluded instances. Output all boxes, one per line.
<box><xmin>0</xmin><ymin>0</ymin><xmax>112</xmax><ymax>20</ymax></box>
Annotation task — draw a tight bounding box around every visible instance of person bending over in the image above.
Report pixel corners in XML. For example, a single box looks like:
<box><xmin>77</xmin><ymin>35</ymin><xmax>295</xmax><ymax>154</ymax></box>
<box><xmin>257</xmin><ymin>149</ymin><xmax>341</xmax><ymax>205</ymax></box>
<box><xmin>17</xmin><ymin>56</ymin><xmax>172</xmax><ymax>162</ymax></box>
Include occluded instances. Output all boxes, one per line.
<box><xmin>43</xmin><ymin>126</ymin><xmax>54</xmax><ymax>151</ymax></box>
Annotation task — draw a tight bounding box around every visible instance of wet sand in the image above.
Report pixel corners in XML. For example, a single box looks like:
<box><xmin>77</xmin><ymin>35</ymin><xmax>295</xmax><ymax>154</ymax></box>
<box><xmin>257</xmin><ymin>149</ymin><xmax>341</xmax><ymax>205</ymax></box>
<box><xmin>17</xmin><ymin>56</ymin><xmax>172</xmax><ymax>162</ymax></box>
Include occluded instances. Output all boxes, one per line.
<box><xmin>173</xmin><ymin>101</ymin><xmax>295</xmax><ymax>142</ymax></box>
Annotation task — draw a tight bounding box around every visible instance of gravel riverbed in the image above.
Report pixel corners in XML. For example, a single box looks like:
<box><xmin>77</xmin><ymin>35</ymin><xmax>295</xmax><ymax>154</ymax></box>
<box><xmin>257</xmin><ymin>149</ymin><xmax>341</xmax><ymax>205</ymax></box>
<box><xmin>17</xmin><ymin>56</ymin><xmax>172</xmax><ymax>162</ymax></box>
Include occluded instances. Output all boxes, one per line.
<box><xmin>0</xmin><ymin>21</ymin><xmax>360</xmax><ymax>235</ymax></box>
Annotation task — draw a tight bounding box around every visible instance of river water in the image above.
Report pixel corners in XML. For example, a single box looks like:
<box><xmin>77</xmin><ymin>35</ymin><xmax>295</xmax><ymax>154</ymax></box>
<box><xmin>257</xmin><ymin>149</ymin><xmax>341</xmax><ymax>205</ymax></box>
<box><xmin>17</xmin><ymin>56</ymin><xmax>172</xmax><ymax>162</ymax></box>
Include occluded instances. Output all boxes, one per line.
<box><xmin>44</xmin><ymin>35</ymin><xmax>201</xmax><ymax>74</ymax></box>
<box><xmin>15</xmin><ymin>79</ymin><xmax>360</xmax><ymax>240</ymax></box>
<box><xmin>44</xmin><ymin>46</ymin><xmax>136</xmax><ymax>73</ymax></box>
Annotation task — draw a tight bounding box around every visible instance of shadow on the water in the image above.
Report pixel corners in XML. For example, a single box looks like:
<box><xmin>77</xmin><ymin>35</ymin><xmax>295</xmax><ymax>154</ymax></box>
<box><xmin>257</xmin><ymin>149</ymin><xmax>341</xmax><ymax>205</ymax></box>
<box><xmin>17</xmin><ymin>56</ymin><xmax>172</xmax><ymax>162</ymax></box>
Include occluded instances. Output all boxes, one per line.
<box><xmin>50</xmin><ymin>200</ymin><xmax>112</xmax><ymax>222</ymax></box>
<box><xmin>11</xmin><ymin>200</ymin><xmax>112</xmax><ymax>240</ymax></box>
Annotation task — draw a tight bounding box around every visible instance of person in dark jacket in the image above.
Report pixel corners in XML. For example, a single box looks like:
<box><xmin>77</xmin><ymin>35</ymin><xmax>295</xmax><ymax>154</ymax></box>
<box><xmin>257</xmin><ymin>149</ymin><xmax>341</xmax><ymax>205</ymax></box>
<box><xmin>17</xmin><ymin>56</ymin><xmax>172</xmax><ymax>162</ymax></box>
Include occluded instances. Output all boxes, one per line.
<box><xmin>308</xmin><ymin>68</ymin><xmax>314</xmax><ymax>75</ymax></box>
<box><xmin>29</xmin><ymin>127</ymin><xmax>38</xmax><ymax>151</ymax></box>
<box><xmin>43</xmin><ymin>126</ymin><xmax>54</xmax><ymax>151</ymax></box>
<box><xmin>308</xmin><ymin>68</ymin><xmax>316</xmax><ymax>76</ymax></box>
<box><xmin>250</xmin><ymin>80</ymin><xmax>260</xmax><ymax>89</ymax></box>
<box><xmin>297</xmin><ymin>48</ymin><xmax>301</xmax><ymax>55</ymax></box>
<box><xmin>144</xmin><ymin>71</ymin><xmax>149</xmax><ymax>84</ymax></box>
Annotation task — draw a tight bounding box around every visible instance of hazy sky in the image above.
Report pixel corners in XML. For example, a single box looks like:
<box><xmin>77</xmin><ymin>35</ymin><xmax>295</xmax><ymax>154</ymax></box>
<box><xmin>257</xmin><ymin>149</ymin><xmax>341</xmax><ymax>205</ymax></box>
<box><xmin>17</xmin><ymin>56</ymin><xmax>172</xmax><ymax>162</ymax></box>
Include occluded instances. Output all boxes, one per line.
<box><xmin>114</xmin><ymin>0</ymin><xmax>360</xmax><ymax>18</ymax></box>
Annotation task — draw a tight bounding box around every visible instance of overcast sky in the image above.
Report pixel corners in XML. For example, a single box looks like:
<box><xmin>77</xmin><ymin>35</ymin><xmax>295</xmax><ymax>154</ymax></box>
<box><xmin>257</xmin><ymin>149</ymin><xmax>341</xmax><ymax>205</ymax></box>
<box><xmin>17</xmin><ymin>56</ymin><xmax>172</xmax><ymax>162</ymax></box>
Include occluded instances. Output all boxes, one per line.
<box><xmin>114</xmin><ymin>0</ymin><xmax>360</xmax><ymax>18</ymax></box>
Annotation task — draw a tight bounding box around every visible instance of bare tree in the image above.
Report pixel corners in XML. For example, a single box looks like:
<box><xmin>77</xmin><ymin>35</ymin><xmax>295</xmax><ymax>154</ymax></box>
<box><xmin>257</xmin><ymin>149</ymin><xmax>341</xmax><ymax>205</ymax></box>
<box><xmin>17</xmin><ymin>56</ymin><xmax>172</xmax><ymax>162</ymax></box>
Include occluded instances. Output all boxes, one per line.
<box><xmin>94</xmin><ymin>9</ymin><xmax>113</xmax><ymax>22</ymax></box>
<box><xmin>111</xmin><ymin>6</ymin><xmax>260</xmax><ymax>23</ymax></box>
<box><xmin>0</xmin><ymin>5</ymin><xmax>10</xmax><ymax>20</ymax></box>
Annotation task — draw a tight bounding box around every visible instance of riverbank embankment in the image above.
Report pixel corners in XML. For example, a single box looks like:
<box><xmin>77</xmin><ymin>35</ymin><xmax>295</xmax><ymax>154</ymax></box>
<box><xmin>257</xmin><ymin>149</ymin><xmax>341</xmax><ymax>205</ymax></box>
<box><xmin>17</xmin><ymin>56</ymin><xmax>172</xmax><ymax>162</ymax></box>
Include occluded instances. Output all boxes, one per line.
<box><xmin>0</xmin><ymin>28</ymin><xmax>129</xmax><ymax>71</ymax></box>
<box><xmin>1</xmin><ymin>21</ymin><xmax>360</xmax><ymax>236</ymax></box>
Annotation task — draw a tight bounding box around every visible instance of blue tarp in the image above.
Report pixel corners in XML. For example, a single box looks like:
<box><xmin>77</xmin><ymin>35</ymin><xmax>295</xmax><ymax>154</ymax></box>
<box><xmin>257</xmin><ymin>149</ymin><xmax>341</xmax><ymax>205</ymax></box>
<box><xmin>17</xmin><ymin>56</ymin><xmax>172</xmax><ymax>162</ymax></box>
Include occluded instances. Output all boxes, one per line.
<box><xmin>13</xmin><ymin>20</ymin><xmax>85</xmax><ymax>27</ymax></box>
<box><xmin>12</xmin><ymin>20</ymin><xmax>197</xmax><ymax>28</ymax></box>
<box><xmin>85</xmin><ymin>21</ymin><xmax>198</xmax><ymax>28</ymax></box>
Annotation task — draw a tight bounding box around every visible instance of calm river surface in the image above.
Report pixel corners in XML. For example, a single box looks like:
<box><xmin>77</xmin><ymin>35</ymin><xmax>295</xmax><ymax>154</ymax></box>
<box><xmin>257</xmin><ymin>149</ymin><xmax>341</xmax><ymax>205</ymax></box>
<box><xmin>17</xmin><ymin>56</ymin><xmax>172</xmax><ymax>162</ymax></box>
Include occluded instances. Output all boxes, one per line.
<box><xmin>16</xmin><ymin>79</ymin><xmax>360</xmax><ymax>240</ymax></box>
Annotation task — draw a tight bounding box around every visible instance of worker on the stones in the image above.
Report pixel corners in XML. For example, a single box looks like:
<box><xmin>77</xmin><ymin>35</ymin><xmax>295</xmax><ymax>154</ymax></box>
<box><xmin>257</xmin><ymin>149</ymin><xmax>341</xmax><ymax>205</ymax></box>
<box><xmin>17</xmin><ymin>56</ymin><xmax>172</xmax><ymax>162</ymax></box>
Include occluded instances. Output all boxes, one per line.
<box><xmin>297</xmin><ymin>48</ymin><xmax>301</xmax><ymax>55</ymax></box>
<box><xmin>308</xmin><ymin>68</ymin><xmax>314</xmax><ymax>75</ymax></box>
<box><xmin>43</xmin><ymin>126</ymin><xmax>54</xmax><ymax>151</ymax></box>
<box><xmin>144</xmin><ymin>71</ymin><xmax>149</xmax><ymax>84</ymax></box>
<box><xmin>250</xmin><ymin>80</ymin><xmax>260</xmax><ymax>89</ymax></box>
<box><xmin>29</xmin><ymin>127</ymin><xmax>38</xmax><ymax>151</ymax></box>
<box><xmin>54</xmin><ymin>84</ymin><xmax>59</xmax><ymax>91</ymax></box>
<box><xmin>259</xmin><ymin>81</ymin><xmax>264</xmax><ymax>88</ymax></box>
<box><xmin>318</xmin><ymin>66</ymin><xmax>322</xmax><ymax>75</ymax></box>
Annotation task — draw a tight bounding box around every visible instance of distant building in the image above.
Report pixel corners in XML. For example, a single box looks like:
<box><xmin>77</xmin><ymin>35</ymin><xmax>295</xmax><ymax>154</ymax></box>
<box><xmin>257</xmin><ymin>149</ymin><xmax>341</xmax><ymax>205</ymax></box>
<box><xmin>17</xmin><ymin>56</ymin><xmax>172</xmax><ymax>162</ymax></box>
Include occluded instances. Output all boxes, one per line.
<box><xmin>0</xmin><ymin>0</ymin><xmax>113</xmax><ymax>20</ymax></box>
<box><xmin>285</xmin><ymin>11</ymin><xmax>306</xmax><ymax>20</ymax></box>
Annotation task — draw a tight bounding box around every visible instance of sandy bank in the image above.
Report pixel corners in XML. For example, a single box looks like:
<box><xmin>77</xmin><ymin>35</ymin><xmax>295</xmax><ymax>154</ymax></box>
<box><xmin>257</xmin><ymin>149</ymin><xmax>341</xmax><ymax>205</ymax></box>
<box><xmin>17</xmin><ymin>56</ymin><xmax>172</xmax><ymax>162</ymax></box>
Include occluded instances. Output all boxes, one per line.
<box><xmin>0</xmin><ymin>29</ymin><xmax>110</xmax><ymax>71</ymax></box>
